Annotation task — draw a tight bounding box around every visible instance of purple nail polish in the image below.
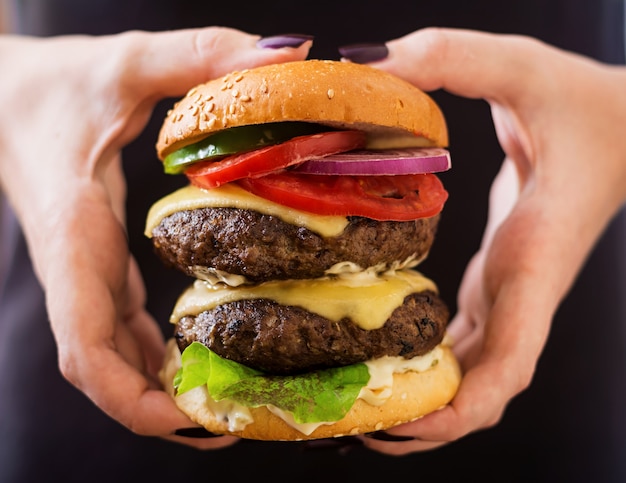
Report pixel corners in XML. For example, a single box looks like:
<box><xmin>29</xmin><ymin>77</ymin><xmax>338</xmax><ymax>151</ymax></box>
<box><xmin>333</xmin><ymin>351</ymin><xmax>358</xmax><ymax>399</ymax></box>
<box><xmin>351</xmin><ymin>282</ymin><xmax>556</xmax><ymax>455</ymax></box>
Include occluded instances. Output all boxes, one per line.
<box><xmin>338</xmin><ymin>43</ymin><xmax>389</xmax><ymax>64</ymax></box>
<box><xmin>257</xmin><ymin>34</ymin><xmax>314</xmax><ymax>49</ymax></box>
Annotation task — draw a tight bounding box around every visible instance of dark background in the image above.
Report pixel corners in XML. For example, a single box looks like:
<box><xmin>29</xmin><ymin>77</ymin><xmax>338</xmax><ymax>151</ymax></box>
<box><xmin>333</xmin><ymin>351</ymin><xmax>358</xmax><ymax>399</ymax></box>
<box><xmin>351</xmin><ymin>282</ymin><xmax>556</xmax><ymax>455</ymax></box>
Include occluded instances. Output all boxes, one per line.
<box><xmin>1</xmin><ymin>0</ymin><xmax>625</xmax><ymax>481</ymax></box>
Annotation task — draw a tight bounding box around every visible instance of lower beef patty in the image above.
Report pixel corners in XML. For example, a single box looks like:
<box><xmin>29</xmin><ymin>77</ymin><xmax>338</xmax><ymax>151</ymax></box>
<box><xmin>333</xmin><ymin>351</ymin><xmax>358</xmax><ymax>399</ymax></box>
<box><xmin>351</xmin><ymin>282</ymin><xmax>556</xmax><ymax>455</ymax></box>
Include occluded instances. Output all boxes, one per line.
<box><xmin>151</xmin><ymin>207</ymin><xmax>439</xmax><ymax>283</ymax></box>
<box><xmin>175</xmin><ymin>290</ymin><xmax>448</xmax><ymax>375</ymax></box>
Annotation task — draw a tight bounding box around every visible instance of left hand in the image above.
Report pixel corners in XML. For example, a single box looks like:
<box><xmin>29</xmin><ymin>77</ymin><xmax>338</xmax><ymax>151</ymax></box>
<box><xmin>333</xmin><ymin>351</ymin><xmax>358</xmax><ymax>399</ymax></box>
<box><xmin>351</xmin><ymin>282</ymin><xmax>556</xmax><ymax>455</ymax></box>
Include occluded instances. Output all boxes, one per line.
<box><xmin>359</xmin><ymin>28</ymin><xmax>626</xmax><ymax>454</ymax></box>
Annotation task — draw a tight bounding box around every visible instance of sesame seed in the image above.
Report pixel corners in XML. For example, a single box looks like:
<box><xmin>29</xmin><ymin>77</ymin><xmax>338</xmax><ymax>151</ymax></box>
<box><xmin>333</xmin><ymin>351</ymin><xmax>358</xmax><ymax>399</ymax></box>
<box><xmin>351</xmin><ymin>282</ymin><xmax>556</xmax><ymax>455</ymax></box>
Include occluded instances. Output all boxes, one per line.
<box><xmin>234</xmin><ymin>74</ymin><xmax>244</xmax><ymax>82</ymax></box>
<box><xmin>240</xmin><ymin>95</ymin><xmax>251</xmax><ymax>102</ymax></box>
<box><xmin>229</xmin><ymin>104</ymin><xmax>236</xmax><ymax>114</ymax></box>
<box><xmin>206</xmin><ymin>94</ymin><xmax>214</xmax><ymax>101</ymax></box>
<box><xmin>327</xmin><ymin>88</ymin><xmax>335</xmax><ymax>99</ymax></box>
<box><xmin>207</xmin><ymin>118</ymin><xmax>216</xmax><ymax>128</ymax></box>
<box><xmin>186</xmin><ymin>87</ymin><xmax>197</xmax><ymax>97</ymax></box>
<box><xmin>232</xmin><ymin>89</ymin><xmax>240</xmax><ymax>98</ymax></box>
<box><xmin>205</xmin><ymin>102</ymin><xmax>215</xmax><ymax>112</ymax></box>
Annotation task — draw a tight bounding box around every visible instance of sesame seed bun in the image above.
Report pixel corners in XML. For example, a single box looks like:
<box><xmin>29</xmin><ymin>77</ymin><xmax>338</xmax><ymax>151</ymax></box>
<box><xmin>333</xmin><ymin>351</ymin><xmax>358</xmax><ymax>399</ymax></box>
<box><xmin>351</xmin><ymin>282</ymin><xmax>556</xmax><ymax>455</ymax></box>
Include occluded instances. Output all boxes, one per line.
<box><xmin>156</xmin><ymin>60</ymin><xmax>448</xmax><ymax>159</ymax></box>
<box><xmin>161</xmin><ymin>339</ymin><xmax>461</xmax><ymax>441</ymax></box>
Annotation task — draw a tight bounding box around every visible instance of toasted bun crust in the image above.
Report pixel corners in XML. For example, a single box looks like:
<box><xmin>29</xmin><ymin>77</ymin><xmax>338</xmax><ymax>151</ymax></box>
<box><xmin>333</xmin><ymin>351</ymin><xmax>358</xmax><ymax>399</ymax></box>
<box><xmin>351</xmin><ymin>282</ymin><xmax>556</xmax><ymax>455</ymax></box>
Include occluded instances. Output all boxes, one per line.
<box><xmin>157</xmin><ymin>60</ymin><xmax>448</xmax><ymax>159</ymax></box>
<box><xmin>161</xmin><ymin>339</ymin><xmax>461</xmax><ymax>441</ymax></box>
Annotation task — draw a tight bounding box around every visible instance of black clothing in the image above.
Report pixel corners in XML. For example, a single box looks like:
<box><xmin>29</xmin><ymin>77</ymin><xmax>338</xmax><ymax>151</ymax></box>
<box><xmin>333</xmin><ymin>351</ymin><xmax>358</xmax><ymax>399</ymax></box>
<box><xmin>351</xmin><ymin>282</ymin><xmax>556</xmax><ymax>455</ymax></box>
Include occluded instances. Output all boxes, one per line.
<box><xmin>1</xmin><ymin>1</ymin><xmax>625</xmax><ymax>482</ymax></box>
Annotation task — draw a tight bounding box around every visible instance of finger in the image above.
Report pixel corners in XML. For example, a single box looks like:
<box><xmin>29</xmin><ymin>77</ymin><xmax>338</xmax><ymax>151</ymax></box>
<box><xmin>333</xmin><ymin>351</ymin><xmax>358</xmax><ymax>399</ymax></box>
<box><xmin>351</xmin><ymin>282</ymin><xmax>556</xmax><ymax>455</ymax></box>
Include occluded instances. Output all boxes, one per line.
<box><xmin>42</xmin><ymin>195</ymin><xmax>190</xmax><ymax>436</ymax></box>
<box><xmin>372</xmin><ymin>27</ymin><xmax>564</xmax><ymax>104</ymax></box>
<box><xmin>447</xmin><ymin>157</ymin><xmax>520</xmax><ymax>362</ymax></box>
<box><xmin>361</xmin><ymin>436</ymin><xmax>447</xmax><ymax>455</ymax></box>
<box><xmin>116</xmin><ymin>26</ymin><xmax>313</xmax><ymax>98</ymax></box>
<box><xmin>366</xmin><ymin>198</ymin><xmax>571</xmax><ymax>454</ymax></box>
<box><xmin>164</xmin><ymin>434</ymin><xmax>240</xmax><ymax>450</ymax></box>
<box><xmin>364</xmin><ymin>278</ymin><xmax>546</xmax><ymax>454</ymax></box>
<box><xmin>120</xmin><ymin>257</ymin><xmax>167</xmax><ymax>383</ymax></box>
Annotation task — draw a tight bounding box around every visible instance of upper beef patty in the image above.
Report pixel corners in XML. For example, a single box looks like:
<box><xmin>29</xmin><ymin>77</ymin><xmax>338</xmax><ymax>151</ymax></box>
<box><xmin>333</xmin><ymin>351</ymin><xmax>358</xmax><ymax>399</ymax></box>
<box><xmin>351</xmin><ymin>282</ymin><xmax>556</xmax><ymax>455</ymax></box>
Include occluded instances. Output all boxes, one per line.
<box><xmin>174</xmin><ymin>290</ymin><xmax>448</xmax><ymax>375</ymax></box>
<box><xmin>151</xmin><ymin>207</ymin><xmax>439</xmax><ymax>283</ymax></box>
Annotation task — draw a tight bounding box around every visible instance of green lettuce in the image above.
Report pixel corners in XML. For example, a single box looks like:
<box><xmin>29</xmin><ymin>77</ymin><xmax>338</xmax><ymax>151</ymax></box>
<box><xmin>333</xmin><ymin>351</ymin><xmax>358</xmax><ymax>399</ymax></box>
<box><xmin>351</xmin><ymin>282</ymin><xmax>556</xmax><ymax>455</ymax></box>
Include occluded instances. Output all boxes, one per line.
<box><xmin>174</xmin><ymin>342</ymin><xmax>370</xmax><ymax>424</ymax></box>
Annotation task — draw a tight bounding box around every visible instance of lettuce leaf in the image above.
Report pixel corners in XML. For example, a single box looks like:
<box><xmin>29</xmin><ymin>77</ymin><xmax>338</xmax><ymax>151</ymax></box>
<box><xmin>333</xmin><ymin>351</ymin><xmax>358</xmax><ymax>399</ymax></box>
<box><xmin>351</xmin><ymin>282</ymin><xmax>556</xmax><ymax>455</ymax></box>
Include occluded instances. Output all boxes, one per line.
<box><xmin>175</xmin><ymin>342</ymin><xmax>370</xmax><ymax>424</ymax></box>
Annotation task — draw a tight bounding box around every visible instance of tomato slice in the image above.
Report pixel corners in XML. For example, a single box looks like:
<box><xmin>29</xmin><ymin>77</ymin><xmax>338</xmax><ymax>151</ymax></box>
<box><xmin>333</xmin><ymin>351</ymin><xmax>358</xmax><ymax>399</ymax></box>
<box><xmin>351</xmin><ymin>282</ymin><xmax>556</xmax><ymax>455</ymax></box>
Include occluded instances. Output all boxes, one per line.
<box><xmin>186</xmin><ymin>131</ymin><xmax>366</xmax><ymax>189</ymax></box>
<box><xmin>237</xmin><ymin>172</ymin><xmax>448</xmax><ymax>221</ymax></box>
<box><xmin>163</xmin><ymin>122</ymin><xmax>327</xmax><ymax>174</ymax></box>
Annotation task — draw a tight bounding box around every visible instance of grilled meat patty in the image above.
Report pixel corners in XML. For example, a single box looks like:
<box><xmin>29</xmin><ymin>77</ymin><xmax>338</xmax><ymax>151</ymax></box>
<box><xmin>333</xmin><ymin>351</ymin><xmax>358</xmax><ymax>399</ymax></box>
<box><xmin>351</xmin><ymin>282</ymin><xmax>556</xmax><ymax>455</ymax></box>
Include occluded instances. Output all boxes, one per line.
<box><xmin>152</xmin><ymin>207</ymin><xmax>439</xmax><ymax>283</ymax></box>
<box><xmin>174</xmin><ymin>289</ymin><xmax>448</xmax><ymax>375</ymax></box>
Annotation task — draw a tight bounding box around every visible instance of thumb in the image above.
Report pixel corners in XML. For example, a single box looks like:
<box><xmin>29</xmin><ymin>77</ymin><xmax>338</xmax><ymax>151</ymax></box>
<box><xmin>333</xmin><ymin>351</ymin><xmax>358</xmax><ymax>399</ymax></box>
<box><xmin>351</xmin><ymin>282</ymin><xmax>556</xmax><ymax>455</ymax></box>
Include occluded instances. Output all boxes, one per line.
<box><xmin>371</xmin><ymin>27</ymin><xmax>561</xmax><ymax>105</ymax></box>
<box><xmin>116</xmin><ymin>27</ymin><xmax>312</xmax><ymax>98</ymax></box>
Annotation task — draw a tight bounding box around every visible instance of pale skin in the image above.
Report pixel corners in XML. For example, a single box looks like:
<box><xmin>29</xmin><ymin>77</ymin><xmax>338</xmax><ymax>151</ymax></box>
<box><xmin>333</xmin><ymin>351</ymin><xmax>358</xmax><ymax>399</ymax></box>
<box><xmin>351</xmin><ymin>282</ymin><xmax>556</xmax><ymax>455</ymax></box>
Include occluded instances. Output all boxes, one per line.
<box><xmin>0</xmin><ymin>27</ymin><xmax>312</xmax><ymax>449</ymax></box>
<box><xmin>1</xmin><ymin>26</ymin><xmax>625</xmax><ymax>453</ymax></box>
<box><xmin>361</xmin><ymin>28</ymin><xmax>626</xmax><ymax>454</ymax></box>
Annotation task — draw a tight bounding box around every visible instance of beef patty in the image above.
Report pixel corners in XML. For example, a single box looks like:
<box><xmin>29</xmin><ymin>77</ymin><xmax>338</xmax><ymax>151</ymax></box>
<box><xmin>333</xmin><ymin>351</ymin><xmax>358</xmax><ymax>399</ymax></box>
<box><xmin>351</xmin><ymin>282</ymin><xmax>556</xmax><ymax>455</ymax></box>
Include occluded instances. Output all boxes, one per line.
<box><xmin>152</xmin><ymin>207</ymin><xmax>439</xmax><ymax>283</ymax></box>
<box><xmin>174</xmin><ymin>290</ymin><xmax>448</xmax><ymax>374</ymax></box>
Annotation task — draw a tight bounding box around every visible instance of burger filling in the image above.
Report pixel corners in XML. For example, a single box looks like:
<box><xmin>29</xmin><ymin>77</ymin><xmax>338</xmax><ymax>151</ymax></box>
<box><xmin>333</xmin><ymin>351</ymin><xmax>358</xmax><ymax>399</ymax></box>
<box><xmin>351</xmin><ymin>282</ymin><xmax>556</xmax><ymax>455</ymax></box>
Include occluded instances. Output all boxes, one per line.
<box><xmin>148</xmin><ymin>185</ymin><xmax>440</xmax><ymax>283</ymax></box>
<box><xmin>174</xmin><ymin>290</ymin><xmax>448</xmax><ymax>375</ymax></box>
<box><xmin>169</xmin><ymin>270</ymin><xmax>448</xmax><ymax>431</ymax></box>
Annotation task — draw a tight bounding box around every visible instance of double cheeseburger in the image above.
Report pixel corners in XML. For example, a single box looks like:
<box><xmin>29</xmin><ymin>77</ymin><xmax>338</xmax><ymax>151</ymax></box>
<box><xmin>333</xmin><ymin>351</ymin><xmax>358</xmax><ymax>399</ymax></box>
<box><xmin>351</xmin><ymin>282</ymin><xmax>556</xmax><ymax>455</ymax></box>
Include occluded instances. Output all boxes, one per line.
<box><xmin>146</xmin><ymin>60</ymin><xmax>461</xmax><ymax>440</ymax></box>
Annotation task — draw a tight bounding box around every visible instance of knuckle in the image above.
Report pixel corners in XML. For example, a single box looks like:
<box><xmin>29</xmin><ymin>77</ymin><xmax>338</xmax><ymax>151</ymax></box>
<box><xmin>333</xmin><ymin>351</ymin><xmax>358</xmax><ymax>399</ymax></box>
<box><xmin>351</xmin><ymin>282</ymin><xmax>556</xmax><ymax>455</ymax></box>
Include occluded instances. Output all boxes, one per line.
<box><xmin>415</xmin><ymin>27</ymin><xmax>452</xmax><ymax>64</ymax></box>
<box><xmin>57</xmin><ymin>350</ymin><xmax>81</xmax><ymax>388</ymax></box>
<box><xmin>515</xmin><ymin>366</ymin><xmax>535</xmax><ymax>393</ymax></box>
<box><xmin>126</xmin><ymin>418</ymin><xmax>151</xmax><ymax>436</ymax></box>
<box><xmin>190</xmin><ymin>27</ymin><xmax>233</xmax><ymax>69</ymax></box>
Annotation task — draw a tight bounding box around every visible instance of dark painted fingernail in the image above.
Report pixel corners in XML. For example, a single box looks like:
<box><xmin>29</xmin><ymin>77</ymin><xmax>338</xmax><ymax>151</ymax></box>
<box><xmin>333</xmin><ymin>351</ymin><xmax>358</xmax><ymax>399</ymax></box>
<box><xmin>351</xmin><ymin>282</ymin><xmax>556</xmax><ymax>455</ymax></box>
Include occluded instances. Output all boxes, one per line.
<box><xmin>174</xmin><ymin>427</ymin><xmax>223</xmax><ymax>438</ymax></box>
<box><xmin>364</xmin><ymin>431</ymin><xmax>416</xmax><ymax>442</ymax></box>
<box><xmin>257</xmin><ymin>34</ymin><xmax>314</xmax><ymax>49</ymax></box>
<box><xmin>338</xmin><ymin>43</ymin><xmax>389</xmax><ymax>64</ymax></box>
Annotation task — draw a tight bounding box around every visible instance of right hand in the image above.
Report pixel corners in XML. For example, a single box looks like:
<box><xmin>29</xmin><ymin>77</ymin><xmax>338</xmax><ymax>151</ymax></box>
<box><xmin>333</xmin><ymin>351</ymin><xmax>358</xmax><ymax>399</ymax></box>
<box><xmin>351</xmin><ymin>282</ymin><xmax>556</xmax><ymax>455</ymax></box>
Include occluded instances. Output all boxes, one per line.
<box><xmin>0</xmin><ymin>27</ymin><xmax>311</xmax><ymax>448</ymax></box>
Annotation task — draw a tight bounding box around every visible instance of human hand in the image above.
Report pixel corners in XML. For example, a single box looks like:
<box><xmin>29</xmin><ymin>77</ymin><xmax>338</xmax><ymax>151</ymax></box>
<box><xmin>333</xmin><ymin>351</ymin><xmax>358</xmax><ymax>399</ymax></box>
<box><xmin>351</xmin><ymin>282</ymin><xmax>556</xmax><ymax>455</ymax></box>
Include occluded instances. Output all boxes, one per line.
<box><xmin>0</xmin><ymin>28</ymin><xmax>311</xmax><ymax>448</ymax></box>
<box><xmin>353</xmin><ymin>28</ymin><xmax>626</xmax><ymax>454</ymax></box>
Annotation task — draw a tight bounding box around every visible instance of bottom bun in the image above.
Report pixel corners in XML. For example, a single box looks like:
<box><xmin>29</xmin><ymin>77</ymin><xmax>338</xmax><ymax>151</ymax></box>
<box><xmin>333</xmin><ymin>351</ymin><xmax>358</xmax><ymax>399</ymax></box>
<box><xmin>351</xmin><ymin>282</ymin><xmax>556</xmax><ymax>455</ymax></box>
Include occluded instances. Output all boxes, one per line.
<box><xmin>161</xmin><ymin>338</ymin><xmax>461</xmax><ymax>441</ymax></box>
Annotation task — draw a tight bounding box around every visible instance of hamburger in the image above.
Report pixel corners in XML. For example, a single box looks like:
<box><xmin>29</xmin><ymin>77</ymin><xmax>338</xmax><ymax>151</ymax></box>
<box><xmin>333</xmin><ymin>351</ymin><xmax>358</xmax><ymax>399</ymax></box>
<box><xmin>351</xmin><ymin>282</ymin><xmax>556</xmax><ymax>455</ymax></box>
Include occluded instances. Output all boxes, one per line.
<box><xmin>145</xmin><ymin>60</ymin><xmax>461</xmax><ymax>441</ymax></box>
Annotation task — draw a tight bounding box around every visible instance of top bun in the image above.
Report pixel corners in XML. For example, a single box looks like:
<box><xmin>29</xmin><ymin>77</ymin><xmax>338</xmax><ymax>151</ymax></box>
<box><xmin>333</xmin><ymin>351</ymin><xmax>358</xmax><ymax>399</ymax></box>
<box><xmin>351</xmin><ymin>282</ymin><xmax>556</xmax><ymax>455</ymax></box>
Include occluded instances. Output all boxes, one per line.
<box><xmin>157</xmin><ymin>60</ymin><xmax>448</xmax><ymax>159</ymax></box>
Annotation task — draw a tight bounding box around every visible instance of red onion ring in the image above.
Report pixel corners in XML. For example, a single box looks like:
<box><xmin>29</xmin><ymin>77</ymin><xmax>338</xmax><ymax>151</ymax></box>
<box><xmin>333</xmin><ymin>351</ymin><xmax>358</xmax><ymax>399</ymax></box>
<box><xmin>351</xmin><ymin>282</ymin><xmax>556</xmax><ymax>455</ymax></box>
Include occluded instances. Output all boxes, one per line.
<box><xmin>292</xmin><ymin>148</ymin><xmax>451</xmax><ymax>176</ymax></box>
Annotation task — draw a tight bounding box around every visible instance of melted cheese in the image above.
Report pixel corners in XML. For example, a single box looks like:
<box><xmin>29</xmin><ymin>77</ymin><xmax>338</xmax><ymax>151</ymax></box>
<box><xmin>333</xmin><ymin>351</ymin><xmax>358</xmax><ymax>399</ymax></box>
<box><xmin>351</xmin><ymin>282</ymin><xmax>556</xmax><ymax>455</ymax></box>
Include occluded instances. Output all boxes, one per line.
<box><xmin>145</xmin><ymin>184</ymin><xmax>349</xmax><ymax>238</ymax></box>
<box><xmin>170</xmin><ymin>270</ymin><xmax>437</xmax><ymax>330</ymax></box>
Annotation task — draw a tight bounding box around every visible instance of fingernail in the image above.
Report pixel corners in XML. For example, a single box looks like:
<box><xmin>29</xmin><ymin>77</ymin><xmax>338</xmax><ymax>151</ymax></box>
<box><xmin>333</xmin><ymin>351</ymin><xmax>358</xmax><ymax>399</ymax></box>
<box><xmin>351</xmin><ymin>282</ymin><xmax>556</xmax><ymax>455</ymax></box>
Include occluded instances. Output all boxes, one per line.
<box><xmin>173</xmin><ymin>427</ymin><xmax>223</xmax><ymax>438</ymax></box>
<box><xmin>257</xmin><ymin>34</ymin><xmax>314</xmax><ymax>49</ymax></box>
<box><xmin>338</xmin><ymin>43</ymin><xmax>389</xmax><ymax>64</ymax></box>
<box><xmin>363</xmin><ymin>431</ymin><xmax>416</xmax><ymax>442</ymax></box>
